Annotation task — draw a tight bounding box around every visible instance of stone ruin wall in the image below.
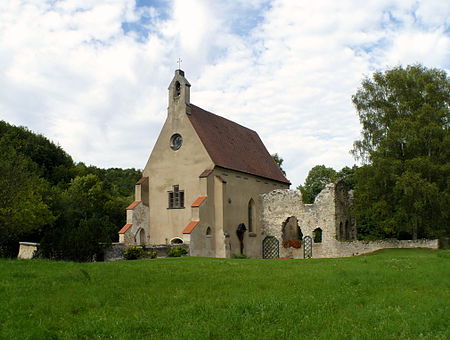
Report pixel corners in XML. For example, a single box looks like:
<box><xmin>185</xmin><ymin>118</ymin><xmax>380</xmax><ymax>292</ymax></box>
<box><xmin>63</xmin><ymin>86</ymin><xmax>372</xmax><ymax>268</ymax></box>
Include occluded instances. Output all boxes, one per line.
<box><xmin>260</xmin><ymin>184</ymin><xmax>438</xmax><ymax>259</ymax></box>
<box><xmin>260</xmin><ymin>186</ymin><xmax>340</xmax><ymax>258</ymax></box>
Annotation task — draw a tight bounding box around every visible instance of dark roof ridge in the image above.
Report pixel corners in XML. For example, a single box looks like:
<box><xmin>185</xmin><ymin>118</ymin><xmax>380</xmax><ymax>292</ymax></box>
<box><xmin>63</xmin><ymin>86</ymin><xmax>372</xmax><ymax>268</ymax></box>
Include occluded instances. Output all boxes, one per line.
<box><xmin>189</xmin><ymin>103</ymin><xmax>256</xmax><ymax>134</ymax></box>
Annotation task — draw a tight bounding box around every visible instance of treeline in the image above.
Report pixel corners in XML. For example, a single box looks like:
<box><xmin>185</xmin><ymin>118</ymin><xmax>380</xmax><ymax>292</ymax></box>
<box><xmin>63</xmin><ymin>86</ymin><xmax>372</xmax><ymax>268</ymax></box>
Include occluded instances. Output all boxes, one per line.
<box><xmin>0</xmin><ymin>121</ymin><xmax>141</xmax><ymax>259</ymax></box>
<box><xmin>297</xmin><ymin>65</ymin><xmax>449</xmax><ymax>241</ymax></box>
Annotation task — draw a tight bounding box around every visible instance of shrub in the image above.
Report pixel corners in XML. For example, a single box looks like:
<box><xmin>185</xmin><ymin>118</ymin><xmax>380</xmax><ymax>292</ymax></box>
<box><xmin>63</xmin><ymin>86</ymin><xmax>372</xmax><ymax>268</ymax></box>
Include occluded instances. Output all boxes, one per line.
<box><xmin>167</xmin><ymin>246</ymin><xmax>188</xmax><ymax>257</ymax></box>
<box><xmin>231</xmin><ymin>253</ymin><xmax>248</xmax><ymax>259</ymax></box>
<box><xmin>145</xmin><ymin>250</ymin><xmax>158</xmax><ymax>259</ymax></box>
<box><xmin>124</xmin><ymin>246</ymin><xmax>144</xmax><ymax>260</ymax></box>
<box><xmin>282</xmin><ymin>240</ymin><xmax>302</xmax><ymax>248</ymax></box>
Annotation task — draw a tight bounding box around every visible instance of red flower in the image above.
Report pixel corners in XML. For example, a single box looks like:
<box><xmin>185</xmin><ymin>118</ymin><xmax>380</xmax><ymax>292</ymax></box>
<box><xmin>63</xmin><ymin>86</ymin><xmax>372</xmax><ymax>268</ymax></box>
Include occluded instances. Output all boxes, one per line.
<box><xmin>282</xmin><ymin>240</ymin><xmax>302</xmax><ymax>248</ymax></box>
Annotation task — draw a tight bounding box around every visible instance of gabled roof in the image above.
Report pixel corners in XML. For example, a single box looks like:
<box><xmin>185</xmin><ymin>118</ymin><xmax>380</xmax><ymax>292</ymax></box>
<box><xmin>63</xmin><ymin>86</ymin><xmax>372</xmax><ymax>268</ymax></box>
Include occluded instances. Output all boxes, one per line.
<box><xmin>188</xmin><ymin>104</ymin><xmax>290</xmax><ymax>184</ymax></box>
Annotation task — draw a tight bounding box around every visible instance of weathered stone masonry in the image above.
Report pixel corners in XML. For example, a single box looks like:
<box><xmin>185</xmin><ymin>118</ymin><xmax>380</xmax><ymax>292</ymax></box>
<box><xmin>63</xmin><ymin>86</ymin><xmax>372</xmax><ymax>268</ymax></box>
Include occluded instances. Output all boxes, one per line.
<box><xmin>260</xmin><ymin>182</ymin><xmax>437</xmax><ymax>258</ymax></box>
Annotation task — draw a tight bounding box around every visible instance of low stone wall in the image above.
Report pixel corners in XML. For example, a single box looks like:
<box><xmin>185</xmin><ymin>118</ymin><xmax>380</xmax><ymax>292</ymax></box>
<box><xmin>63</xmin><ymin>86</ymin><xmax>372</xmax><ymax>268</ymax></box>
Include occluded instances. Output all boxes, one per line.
<box><xmin>104</xmin><ymin>243</ymin><xmax>190</xmax><ymax>261</ymax></box>
<box><xmin>104</xmin><ymin>243</ymin><xmax>127</xmax><ymax>261</ymax></box>
<box><xmin>312</xmin><ymin>239</ymin><xmax>439</xmax><ymax>258</ymax></box>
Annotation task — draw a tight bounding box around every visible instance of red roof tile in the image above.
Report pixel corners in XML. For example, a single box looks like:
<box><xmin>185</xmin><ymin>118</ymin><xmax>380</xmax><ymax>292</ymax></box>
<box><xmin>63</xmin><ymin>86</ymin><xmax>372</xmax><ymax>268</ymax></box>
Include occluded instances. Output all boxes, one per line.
<box><xmin>199</xmin><ymin>169</ymin><xmax>213</xmax><ymax>178</ymax></box>
<box><xmin>136</xmin><ymin>176</ymin><xmax>148</xmax><ymax>185</ymax></box>
<box><xmin>191</xmin><ymin>196</ymin><xmax>207</xmax><ymax>207</ymax></box>
<box><xmin>118</xmin><ymin>223</ymin><xmax>132</xmax><ymax>234</ymax></box>
<box><xmin>182</xmin><ymin>221</ymin><xmax>199</xmax><ymax>234</ymax></box>
<box><xmin>188</xmin><ymin>104</ymin><xmax>290</xmax><ymax>184</ymax></box>
<box><xmin>126</xmin><ymin>200</ymin><xmax>141</xmax><ymax>210</ymax></box>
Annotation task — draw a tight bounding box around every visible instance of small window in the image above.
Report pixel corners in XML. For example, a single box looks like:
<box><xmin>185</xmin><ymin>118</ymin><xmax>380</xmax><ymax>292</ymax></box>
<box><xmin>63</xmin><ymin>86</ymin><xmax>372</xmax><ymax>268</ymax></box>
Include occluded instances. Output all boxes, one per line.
<box><xmin>313</xmin><ymin>228</ymin><xmax>322</xmax><ymax>243</ymax></box>
<box><xmin>175</xmin><ymin>81</ymin><xmax>181</xmax><ymax>97</ymax></box>
<box><xmin>170</xmin><ymin>134</ymin><xmax>183</xmax><ymax>150</ymax></box>
<box><xmin>168</xmin><ymin>185</ymin><xmax>184</xmax><ymax>209</ymax></box>
<box><xmin>248</xmin><ymin>199</ymin><xmax>255</xmax><ymax>232</ymax></box>
<box><xmin>170</xmin><ymin>237</ymin><xmax>183</xmax><ymax>244</ymax></box>
<box><xmin>206</xmin><ymin>227</ymin><xmax>212</xmax><ymax>236</ymax></box>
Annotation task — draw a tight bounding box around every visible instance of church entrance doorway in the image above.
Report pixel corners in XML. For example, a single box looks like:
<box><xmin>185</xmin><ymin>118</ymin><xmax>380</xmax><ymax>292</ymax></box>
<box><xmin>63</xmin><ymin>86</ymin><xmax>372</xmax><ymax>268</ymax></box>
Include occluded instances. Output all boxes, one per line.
<box><xmin>262</xmin><ymin>236</ymin><xmax>279</xmax><ymax>259</ymax></box>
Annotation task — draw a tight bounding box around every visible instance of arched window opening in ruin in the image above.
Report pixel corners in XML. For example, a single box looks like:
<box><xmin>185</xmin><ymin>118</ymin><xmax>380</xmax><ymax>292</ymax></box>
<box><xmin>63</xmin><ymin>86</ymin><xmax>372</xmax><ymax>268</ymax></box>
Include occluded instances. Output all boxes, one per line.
<box><xmin>338</xmin><ymin>221</ymin><xmax>344</xmax><ymax>240</ymax></box>
<box><xmin>248</xmin><ymin>199</ymin><xmax>255</xmax><ymax>232</ymax></box>
<box><xmin>313</xmin><ymin>228</ymin><xmax>322</xmax><ymax>243</ymax></box>
<box><xmin>206</xmin><ymin>226</ymin><xmax>212</xmax><ymax>236</ymax></box>
<box><xmin>170</xmin><ymin>237</ymin><xmax>183</xmax><ymax>245</ymax></box>
<box><xmin>345</xmin><ymin>220</ymin><xmax>349</xmax><ymax>240</ymax></box>
<box><xmin>282</xmin><ymin>216</ymin><xmax>302</xmax><ymax>242</ymax></box>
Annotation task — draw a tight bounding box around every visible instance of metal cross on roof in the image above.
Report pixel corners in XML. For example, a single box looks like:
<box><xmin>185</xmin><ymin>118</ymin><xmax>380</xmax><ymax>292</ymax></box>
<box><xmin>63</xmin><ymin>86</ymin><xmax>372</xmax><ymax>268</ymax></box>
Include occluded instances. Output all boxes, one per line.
<box><xmin>177</xmin><ymin>58</ymin><xmax>182</xmax><ymax>69</ymax></box>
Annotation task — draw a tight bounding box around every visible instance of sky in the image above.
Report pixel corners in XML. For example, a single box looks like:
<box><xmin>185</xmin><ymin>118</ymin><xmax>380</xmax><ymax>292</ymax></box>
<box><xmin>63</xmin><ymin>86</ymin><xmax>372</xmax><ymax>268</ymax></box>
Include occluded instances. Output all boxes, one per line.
<box><xmin>1</xmin><ymin>0</ymin><xmax>449</xmax><ymax>187</ymax></box>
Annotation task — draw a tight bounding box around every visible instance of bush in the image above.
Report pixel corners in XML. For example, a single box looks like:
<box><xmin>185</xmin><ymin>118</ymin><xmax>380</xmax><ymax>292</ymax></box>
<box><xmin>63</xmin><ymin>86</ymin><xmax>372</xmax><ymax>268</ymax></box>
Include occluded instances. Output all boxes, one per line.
<box><xmin>167</xmin><ymin>246</ymin><xmax>188</xmax><ymax>257</ymax></box>
<box><xmin>282</xmin><ymin>240</ymin><xmax>302</xmax><ymax>249</ymax></box>
<box><xmin>231</xmin><ymin>253</ymin><xmax>248</xmax><ymax>259</ymax></box>
<box><xmin>145</xmin><ymin>250</ymin><xmax>158</xmax><ymax>259</ymax></box>
<box><xmin>124</xmin><ymin>246</ymin><xmax>144</xmax><ymax>260</ymax></box>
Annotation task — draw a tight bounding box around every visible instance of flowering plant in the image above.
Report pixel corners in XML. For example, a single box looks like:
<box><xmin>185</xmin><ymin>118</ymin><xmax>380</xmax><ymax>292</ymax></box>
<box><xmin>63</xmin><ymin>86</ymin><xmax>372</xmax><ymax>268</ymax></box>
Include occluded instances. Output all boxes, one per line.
<box><xmin>282</xmin><ymin>240</ymin><xmax>302</xmax><ymax>248</ymax></box>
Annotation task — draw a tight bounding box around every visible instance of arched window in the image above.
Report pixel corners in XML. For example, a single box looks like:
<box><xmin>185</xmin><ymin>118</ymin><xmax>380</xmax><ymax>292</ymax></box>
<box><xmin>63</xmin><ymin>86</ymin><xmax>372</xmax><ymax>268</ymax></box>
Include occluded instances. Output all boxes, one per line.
<box><xmin>206</xmin><ymin>227</ymin><xmax>212</xmax><ymax>236</ymax></box>
<box><xmin>313</xmin><ymin>228</ymin><xmax>322</xmax><ymax>243</ymax></box>
<box><xmin>345</xmin><ymin>220</ymin><xmax>349</xmax><ymax>240</ymax></box>
<box><xmin>248</xmin><ymin>199</ymin><xmax>255</xmax><ymax>232</ymax></box>
<box><xmin>338</xmin><ymin>222</ymin><xmax>343</xmax><ymax>240</ymax></box>
<box><xmin>170</xmin><ymin>237</ymin><xmax>183</xmax><ymax>245</ymax></box>
<box><xmin>174</xmin><ymin>81</ymin><xmax>181</xmax><ymax>97</ymax></box>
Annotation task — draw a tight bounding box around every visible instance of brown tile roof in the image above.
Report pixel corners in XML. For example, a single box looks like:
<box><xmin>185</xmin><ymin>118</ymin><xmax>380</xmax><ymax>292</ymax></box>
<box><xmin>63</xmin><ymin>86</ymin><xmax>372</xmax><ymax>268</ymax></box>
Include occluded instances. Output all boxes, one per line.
<box><xmin>136</xmin><ymin>176</ymin><xmax>148</xmax><ymax>185</ymax></box>
<box><xmin>199</xmin><ymin>169</ymin><xmax>213</xmax><ymax>178</ymax></box>
<box><xmin>191</xmin><ymin>196</ymin><xmax>207</xmax><ymax>207</ymax></box>
<box><xmin>118</xmin><ymin>223</ymin><xmax>132</xmax><ymax>234</ymax></box>
<box><xmin>188</xmin><ymin>104</ymin><xmax>290</xmax><ymax>184</ymax></box>
<box><xmin>126</xmin><ymin>200</ymin><xmax>141</xmax><ymax>210</ymax></box>
<box><xmin>182</xmin><ymin>221</ymin><xmax>199</xmax><ymax>234</ymax></box>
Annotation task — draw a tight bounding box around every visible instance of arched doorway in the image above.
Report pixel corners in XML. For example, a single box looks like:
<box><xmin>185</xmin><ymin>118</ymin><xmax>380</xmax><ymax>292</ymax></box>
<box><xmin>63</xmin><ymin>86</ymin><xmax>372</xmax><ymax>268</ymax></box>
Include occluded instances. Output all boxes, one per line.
<box><xmin>135</xmin><ymin>228</ymin><xmax>146</xmax><ymax>245</ymax></box>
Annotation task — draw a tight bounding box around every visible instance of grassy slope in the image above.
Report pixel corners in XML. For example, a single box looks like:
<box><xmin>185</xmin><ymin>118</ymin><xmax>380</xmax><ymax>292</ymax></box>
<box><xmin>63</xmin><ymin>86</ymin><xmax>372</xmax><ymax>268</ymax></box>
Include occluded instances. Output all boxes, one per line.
<box><xmin>0</xmin><ymin>249</ymin><xmax>449</xmax><ymax>339</ymax></box>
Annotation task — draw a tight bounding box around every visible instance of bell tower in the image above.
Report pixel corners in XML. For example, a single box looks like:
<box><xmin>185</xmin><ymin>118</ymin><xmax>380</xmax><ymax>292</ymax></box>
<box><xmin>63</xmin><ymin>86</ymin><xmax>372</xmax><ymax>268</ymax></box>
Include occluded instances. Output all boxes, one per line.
<box><xmin>168</xmin><ymin>69</ymin><xmax>191</xmax><ymax>116</ymax></box>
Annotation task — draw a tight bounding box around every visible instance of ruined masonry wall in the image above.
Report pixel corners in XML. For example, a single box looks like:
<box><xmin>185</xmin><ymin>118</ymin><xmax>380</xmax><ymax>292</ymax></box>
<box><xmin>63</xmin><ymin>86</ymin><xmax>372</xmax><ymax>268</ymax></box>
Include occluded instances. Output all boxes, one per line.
<box><xmin>324</xmin><ymin>239</ymin><xmax>439</xmax><ymax>258</ymax></box>
<box><xmin>260</xmin><ymin>185</ymin><xmax>438</xmax><ymax>259</ymax></box>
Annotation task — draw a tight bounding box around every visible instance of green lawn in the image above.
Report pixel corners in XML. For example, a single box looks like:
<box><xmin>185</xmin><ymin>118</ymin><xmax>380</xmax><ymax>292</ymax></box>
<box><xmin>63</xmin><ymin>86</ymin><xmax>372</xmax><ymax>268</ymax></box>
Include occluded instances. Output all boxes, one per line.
<box><xmin>0</xmin><ymin>249</ymin><xmax>449</xmax><ymax>339</ymax></box>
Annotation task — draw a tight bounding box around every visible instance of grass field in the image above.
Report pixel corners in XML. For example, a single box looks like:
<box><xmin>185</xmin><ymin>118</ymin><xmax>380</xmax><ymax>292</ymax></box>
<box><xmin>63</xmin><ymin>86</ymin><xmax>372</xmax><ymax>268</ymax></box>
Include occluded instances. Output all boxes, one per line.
<box><xmin>0</xmin><ymin>249</ymin><xmax>449</xmax><ymax>339</ymax></box>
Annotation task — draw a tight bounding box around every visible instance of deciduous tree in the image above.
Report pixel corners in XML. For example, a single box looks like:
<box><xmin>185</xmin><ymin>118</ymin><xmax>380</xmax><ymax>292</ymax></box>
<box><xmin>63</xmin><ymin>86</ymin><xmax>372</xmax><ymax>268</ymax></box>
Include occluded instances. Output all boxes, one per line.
<box><xmin>352</xmin><ymin>64</ymin><xmax>449</xmax><ymax>239</ymax></box>
<box><xmin>297</xmin><ymin>165</ymin><xmax>337</xmax><ymax>203</ymax></box>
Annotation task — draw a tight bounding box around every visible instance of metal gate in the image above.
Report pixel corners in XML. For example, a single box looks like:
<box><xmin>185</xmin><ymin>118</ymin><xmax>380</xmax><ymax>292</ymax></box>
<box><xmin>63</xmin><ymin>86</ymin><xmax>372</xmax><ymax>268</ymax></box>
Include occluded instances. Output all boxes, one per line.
<box><xmin>262</xmin><ymin>236</ymin><xmax>279</xmax><ymax>259</ymax></box>
<box><xmin>303</xmin><ymin>235</ymin><xmax>312</xmax><ymax>259</ymax></box>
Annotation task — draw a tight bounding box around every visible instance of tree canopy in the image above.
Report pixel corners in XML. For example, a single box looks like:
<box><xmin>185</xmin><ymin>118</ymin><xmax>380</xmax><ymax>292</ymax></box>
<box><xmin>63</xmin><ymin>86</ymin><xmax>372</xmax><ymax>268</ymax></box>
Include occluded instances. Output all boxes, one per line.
<box><xmin>351</xmin><ymin>65</ymin><xmax>449</xmax><ymax>240</ymax></box>
<box><xmin>0</xmin><ymin>121</ymin><xmax>141</xmax><ymax>259</ymax></box>
<box><xmin>271</xmin><ymin>153</ymin><xmax>286</xmax><ymax>176</ymax></box>
<box><xmin>297</xmin><ymin>165</ymin><xmax>356</xmax><ymax>204</ymax></box>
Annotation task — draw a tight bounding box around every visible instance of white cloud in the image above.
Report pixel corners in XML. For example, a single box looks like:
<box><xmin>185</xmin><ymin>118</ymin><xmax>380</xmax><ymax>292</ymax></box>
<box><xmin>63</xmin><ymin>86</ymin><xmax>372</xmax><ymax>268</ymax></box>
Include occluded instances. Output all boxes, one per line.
<box><xmin>0</xmin><ymin>0</ymin><xmax>448</xmax><ymax>187</ymax></box>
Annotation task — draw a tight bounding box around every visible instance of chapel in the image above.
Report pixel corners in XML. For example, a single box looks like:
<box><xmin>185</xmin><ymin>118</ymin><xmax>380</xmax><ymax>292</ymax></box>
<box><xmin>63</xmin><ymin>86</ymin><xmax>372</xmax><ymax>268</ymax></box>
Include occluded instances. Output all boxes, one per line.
<box><xmin>118</xmin><ymin>69</ymin><xmax>291</xmax><ymax>258</ymax></box>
